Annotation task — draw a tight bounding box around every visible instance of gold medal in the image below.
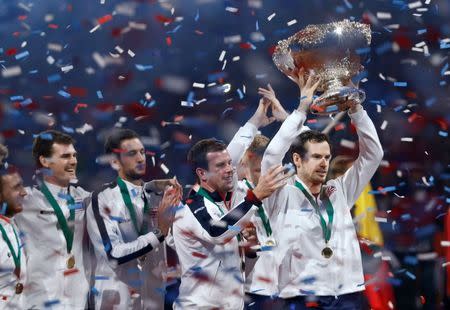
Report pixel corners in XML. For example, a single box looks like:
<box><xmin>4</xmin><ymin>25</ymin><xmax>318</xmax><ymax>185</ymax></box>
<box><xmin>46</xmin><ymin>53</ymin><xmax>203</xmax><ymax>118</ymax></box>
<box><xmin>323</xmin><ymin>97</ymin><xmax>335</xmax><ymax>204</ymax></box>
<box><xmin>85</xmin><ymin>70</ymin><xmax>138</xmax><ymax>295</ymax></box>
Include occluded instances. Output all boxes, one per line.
<box><xmin>263</xmin><ymin>239</ymin><xmax>276</xmax><ymax>247</ymax></box>
<box><xmin>15</xmin><ymin>282</ymin><xmax>23</xmax><ymax>294</ymax></box>
<box><xmin>321</xmin><ymin>246</ymin><xmax>333</xmax><ymax>258</ymax></box>
<box><xmin>67</xmin><ymin>255</ymin><xmax>75</xmax><ymax>269</ymax></box>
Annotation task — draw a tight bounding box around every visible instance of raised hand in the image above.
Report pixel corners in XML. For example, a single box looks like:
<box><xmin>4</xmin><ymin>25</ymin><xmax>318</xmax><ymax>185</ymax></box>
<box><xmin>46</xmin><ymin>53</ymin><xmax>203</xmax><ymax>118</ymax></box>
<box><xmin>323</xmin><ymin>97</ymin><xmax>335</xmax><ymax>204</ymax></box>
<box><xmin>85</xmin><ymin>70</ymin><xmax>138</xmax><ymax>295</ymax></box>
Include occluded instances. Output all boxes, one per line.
<box><xmin>258</xmin><ymin>84</ymin><xmax>289</xmax><ymax>122</ymax></box>
<box><xmin>295</xmin><ymin>68</ymin><xmax>321</xmax><ymax>113</ymax></box>
<box><xmin>252</xmin><ymin>164</ymin><xmax>291</xmax><ymax>201</ymax></box>
<box><xmin>248</xmin><ymin>98</ymin><xmax>276</xmax><ymax>129</ymax></box>
<box><xmin>157</xmin><ymin>184</ymin><xmax>182</xmax><ymax>236</ymax></box>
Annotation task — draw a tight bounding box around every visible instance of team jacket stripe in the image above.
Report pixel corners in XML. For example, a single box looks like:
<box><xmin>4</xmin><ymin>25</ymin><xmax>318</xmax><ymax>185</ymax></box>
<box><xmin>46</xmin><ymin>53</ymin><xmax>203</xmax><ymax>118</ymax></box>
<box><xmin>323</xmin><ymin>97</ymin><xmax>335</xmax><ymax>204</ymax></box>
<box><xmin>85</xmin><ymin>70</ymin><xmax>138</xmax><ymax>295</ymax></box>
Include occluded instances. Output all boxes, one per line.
<box><xmin>91</xmin><ymin>182</ymin><xmax>155</xmax><ymax>265</ymax></box>
<box><xmin>187</xmin><ymin>193</ymin><xmax>258</xmax><ymax>238</ymax></box>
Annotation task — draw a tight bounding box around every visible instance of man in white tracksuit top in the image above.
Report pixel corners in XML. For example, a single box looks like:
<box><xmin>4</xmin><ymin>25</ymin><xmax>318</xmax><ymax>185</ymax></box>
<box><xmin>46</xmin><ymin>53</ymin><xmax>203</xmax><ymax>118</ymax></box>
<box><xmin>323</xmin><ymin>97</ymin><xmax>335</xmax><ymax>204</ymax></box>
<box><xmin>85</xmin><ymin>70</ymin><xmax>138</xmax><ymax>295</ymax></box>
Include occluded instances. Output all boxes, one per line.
<box><xmin>87</xmin><ymin>128</ymin><xmax>181</xmax><ymax>309</ymax></box>
<box><xmin>261</xmin><ymin>74</ymin><xmax>383</xmax><ymax>308</ymax></box>
<box><xmin>172</xmin><ymin>99</ymin><xmax>290</xmax><ymax>309</ymax></box>
<box><xmin>0</xmin><ymin>156</ymin><xmax>27</xmax><ymax>310</ymax></box>
<box><xmin>14</xmin><ymin>130</ymin><xmax>91</xmax><ymax>309</ymax></box>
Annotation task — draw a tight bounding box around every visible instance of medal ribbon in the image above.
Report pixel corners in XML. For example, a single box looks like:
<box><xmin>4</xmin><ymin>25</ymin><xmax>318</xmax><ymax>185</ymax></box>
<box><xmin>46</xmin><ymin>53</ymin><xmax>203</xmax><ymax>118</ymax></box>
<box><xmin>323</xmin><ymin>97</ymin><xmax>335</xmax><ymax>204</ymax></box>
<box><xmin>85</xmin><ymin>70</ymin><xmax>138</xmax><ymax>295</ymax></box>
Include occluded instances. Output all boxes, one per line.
<box><xmin>40</xmin><ymin>182</ymin><xmax>75</xmax><ymax>254</ymax></box>
<box><xmin>295</xmin><ymin>181</ymin><xmax>334</xmax><ymax>243</ymax></box>
<box><xmin>117</xmin><ymin>177</ymin><xmax>150</xmax><ymax>235</ymax></box>
<box><xmin>244</xmin><ymin>179</ymin><xmax>272</xmax><ymax>237</ymax></box>
<box><xmin>0</xmin><ymin>220</ymin><xmax>21</xmax><ymax>274</ymax></box>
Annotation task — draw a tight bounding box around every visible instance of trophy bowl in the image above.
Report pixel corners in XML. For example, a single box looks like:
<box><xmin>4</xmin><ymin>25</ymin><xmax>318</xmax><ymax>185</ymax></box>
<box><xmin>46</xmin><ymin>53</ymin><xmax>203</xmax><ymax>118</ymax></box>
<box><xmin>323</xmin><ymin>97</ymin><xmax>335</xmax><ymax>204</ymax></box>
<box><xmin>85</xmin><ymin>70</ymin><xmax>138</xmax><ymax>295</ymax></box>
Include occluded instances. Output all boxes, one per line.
<box><xmin>273</xmin><ymin>19</ymin><xmax>371</xmax><ymax>115</ymax></box>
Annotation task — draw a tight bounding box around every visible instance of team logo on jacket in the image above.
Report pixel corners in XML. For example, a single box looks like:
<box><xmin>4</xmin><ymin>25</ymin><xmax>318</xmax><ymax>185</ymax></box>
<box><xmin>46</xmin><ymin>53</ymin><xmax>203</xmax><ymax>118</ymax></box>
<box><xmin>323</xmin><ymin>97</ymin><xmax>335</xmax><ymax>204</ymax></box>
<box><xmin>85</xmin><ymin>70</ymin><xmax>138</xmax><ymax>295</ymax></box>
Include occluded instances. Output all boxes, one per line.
<box><xmin>325</xmin><ymin>186</ymin><xmax>336</xmax><ymax>197</ymax></box>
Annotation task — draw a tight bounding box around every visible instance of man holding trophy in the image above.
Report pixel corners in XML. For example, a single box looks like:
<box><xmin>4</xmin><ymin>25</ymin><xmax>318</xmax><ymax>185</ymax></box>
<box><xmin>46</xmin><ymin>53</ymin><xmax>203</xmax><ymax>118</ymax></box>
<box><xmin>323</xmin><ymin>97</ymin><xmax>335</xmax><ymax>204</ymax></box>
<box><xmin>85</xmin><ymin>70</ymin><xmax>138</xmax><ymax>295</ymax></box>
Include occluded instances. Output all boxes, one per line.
<box><xmin>259</xmin><ymin>20</ymin><xmax>384</xmax><ymax>308</ymax></box>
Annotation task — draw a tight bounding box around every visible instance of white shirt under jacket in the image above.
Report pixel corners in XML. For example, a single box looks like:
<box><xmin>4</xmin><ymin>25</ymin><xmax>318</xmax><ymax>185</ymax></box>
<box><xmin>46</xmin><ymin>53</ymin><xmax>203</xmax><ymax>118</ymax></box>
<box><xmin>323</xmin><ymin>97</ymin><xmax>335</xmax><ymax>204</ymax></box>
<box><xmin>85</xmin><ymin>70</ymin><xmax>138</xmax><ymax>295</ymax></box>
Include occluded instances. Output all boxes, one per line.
<box><xmin>261</xmin><ymin>108</ymin><xmax>383</xmax><ymax>298</ymax></box>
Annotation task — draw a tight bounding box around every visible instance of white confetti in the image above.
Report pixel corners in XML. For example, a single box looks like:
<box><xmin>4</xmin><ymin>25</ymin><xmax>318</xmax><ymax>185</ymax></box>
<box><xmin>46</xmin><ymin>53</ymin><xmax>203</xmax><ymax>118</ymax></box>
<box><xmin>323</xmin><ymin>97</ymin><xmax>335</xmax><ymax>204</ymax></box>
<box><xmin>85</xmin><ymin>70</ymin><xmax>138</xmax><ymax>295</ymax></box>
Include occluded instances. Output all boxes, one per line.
<box><xmin>267</xmin><ymin>12</ymin><xmax>276</xmax><ymax>21</ymax></box>
<box><xmin>380</xmin><ymin>120</ymin><xmax>388</xmax><ymax>130</ymax></box>
<box><xmin>401</xmin><ymin>137</ymin><xmax>413</xmax><ymax>142</ymax></box>
<box><xmin>287</xmin><ymin>19</ymin><xmax>297</xmax><ymax>26</ymax></box>
<box><xmin>441</xmin><ymin>241</ymin><xmax>450</xmax><ymax>247</ymax></box>
<box><xmin>225</xmin><ymin>7</ymin><xmax>238</xmax><ymax>13</ymax></box>
<box><xmin>160</xmin><ymin>163</ymin><xmax>169</xmax><ymax>174</ymax></box>
<box><xmin>219</xmin><ymin>50</ymin><xmax>226</xmax><ymax>62</ymax></box>
<box><xmin>127</xmin><ymin>49</ymin><xmax>135</xmax><ymax>57</ymax></box>
<box><xmin>408</xmin><ymin>1</ymin><xmax>422</xmax><ymax>9</ymax></box>
<box><xmin>1</xmin><ymin>66</ymin><xmax>22</xmax><ymax>78</ymax></box>
<box><xmin>376</xmin><ymin>12</ymin><xmax>392</xmax><ymax>19</ymax></box>
<box><xmin>375</xmin><ymin>217</ymin><xmax>388</xmax><ymax>223</ymax></box>
<box><xmin>61</xmin><ymin>65</ymin><xmax>74</xmax><ymax>73</ymax></box>
<box><xmin>193</xmin><ymin>82</ymin><xmax>205</xmax><ymax>88</ymax></box>
<box><xmin>46</xmin><ymin>55</ymin><xmax>55</xmax><ymax>65</ymax></box>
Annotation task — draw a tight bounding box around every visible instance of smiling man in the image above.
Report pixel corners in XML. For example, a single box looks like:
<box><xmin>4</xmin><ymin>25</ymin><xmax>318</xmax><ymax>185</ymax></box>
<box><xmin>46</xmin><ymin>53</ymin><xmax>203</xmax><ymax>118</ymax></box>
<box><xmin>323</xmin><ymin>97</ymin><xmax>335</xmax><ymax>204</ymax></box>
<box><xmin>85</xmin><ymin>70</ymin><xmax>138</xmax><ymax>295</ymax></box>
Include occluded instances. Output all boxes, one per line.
<box><xmin>0</xmin><ymin>145</ymin><xmax>27</xmax><ymax>309</ymax></box>
<box><xmin>87</xmin><ymin>128</ymin><xmax>182</xmax><ymax>309</ymax></box>
<box><xmin>14</xmin><ymin>130</ymin><xmax>92</xmax><ymax>309</ymax></box>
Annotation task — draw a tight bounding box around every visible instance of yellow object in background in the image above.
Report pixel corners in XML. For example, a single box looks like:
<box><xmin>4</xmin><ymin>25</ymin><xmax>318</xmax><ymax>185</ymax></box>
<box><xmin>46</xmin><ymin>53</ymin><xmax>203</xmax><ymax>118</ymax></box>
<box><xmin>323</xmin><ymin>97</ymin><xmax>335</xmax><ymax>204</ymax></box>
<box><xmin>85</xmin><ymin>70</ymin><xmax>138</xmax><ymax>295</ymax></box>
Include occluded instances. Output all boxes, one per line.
<box><xmin>354</xmin><ymin>183</ymin><xmax>384</xmax><ymax>246</ymax></box>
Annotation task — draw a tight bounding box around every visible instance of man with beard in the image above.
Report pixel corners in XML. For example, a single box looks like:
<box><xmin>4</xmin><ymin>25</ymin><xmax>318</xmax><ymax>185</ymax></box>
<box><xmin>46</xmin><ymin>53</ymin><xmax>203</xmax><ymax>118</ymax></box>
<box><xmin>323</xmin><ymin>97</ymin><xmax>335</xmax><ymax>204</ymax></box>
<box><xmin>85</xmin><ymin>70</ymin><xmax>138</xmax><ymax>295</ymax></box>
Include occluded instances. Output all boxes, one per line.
<box><xmin>14</xmin><ymin>130</ymin><xmax>92</xmax><ymax>309</ymax></box>
<box><xmin>261</xmin><ymin>70</ymin><xmax>384</xmax><ymax>309</ymax></box>
<box><xmin>0</xmin><ymin>145</ymin><xmax>27</xmax><ymax>309</ymax></box>
<box><xmin>87</xmin><ymin>129</ymin><xmax>182</xmax><ymax>309</ymax></box>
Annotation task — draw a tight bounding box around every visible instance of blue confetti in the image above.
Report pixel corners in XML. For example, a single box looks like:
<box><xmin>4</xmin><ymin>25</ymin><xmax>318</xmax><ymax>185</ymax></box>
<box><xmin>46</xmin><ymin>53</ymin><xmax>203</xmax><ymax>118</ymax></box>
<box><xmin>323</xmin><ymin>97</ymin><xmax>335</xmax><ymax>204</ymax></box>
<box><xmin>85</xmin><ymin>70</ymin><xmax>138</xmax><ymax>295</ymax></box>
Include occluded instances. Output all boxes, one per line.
<box><xmin>47</xmin><ymin>74</ymin><xmax>61</xmax><ymax>83</ymax></box>
<box><xmin>394</xmin><ymin>81</ymin><xmax>407</xmax><ymax>87</ymax></box>
<box><xmin>58</xmin><ymin>90</ymin><xmax>71</xmax><ymax>98</ymax></box>
<box><xmin>97</xmin><ymin>90</ymin><xmax>103</xmax><ymax>99</ymax></box>
<box><xmin>20</xmin><ymin>98</ymin><xmax>32</xmax><ymax>107</ymax></box>
<box><xmin>39</xmin><ymin>133</ymin><xmax>53</xmax><ymax>140</ymax></box>
<box><xmin>403</xmin><ymin>255</ymin><xmax>418</xmax><ymax>265</ymax></box>
<box><xmin>68</xmin><ymin>203</ymin><xmax>83</xmax><ymax>210</ymax></box>
<box><xmin>135</xmin><ymin>64</ymin><xmax>154</xmax><ymax>71</ymax></box>
<box><xmin>10</xmin><ymin>95</ymin><xmax>24</xmax><ymax>101</ymax></box>
<box><xmin>194</xmin><ymin>9</ymin><xmax>199</xmax><ymax>22</ymax></box>
<box><xmin>227</xmin><ymin>225</ymin><xmax>241</xmax><ymax>232</ymax></box>
<box><xmin>237</xmin><ymin>88</ymin><xmax>244</xmax><ymax>99</ymax></box>
<box><xmin>61</xmin><ymin>126</ymin><xmax>75</xmax><ymax>133</ymax></box>
<box><xmin>95</xmin><ymin>275</ymin><xmax>110</xmax><ymax>280</ymax></box>
<box><xmin>91</xmin><ymin>287</ymin><xmax>100</xmax><ymax>296</ymax></box>
<box><xmin>256</xmin><ymin>20</ymin><xmax>259</xmax><ymax>31</ymax></box>
<box><xmin>417</xmin><ymin>29</ymin><xmax>427</xmax><ymax>35</ymax></box>
<box><xmin>44</xmin><ymin>299</ymin><xmax>61</xmax><ymax>307</ymax></box>
<box><xmin>441</xmin><ymin>63</ymin><xmax>449</xmax><ymax>76</ymax></box>
<box><xmin>15</xmin><ymin>50</ymin><xmax>29</xmax><ymax>60</ymax></box>
<box><xmin>405</xmin><ymin>271</ymin><xmax>416</xmax><ymax>280</ymax></box>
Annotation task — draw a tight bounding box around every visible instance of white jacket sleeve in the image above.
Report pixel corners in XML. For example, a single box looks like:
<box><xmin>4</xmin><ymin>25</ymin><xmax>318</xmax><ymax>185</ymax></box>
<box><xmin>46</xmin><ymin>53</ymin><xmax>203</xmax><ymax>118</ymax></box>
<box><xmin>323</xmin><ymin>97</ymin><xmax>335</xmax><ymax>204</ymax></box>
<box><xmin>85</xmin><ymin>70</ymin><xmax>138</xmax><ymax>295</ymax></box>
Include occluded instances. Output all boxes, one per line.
<box><xmin>226</xmin><ymin>121</ymin><xmax>258</xmax><ymax>166</ymax></box>
<box><xmin>335</xmin><ymin>108</ymin><xmax>384</xmax><ymax>207</ymax></box>
<box><xmin>261</xmin><ymin>111</ymin><xmax>309</xmax><ymax>174</ymax></box>
<box><xmin>87</xmin><ymin>189</ymin><xmax>163</xmax><ymax>267</ymax></box>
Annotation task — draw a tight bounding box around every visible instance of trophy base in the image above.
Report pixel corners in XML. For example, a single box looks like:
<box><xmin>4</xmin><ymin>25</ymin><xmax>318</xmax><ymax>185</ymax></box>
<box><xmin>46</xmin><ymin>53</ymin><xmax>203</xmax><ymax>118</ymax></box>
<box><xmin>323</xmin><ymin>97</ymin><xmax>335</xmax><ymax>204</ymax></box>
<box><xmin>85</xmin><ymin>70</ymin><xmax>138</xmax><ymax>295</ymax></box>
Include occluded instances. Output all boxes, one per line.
<box><xmin>311</xmin><ymin>86</ymin><xmax>365</xmax><ymax>115</ymax></box>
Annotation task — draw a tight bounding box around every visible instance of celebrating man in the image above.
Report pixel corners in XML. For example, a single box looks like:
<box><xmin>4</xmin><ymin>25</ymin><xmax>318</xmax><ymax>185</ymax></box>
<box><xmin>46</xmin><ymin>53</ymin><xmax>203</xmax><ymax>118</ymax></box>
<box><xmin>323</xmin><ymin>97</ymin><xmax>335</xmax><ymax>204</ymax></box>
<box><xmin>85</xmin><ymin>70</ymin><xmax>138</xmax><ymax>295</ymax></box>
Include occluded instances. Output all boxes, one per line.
<box><xmin>0</xmin><ymin>145</ymin><xmax>27</xmax><ymax>309</ymax></box>
<box><xmin>261</xmin><ymin>70</ymin><xmax>383</xmax><ymax>308</ymax></box>
<box><xmin>87</xmin><ymin>129</ymin><xmax>181</xmax><ymax>309</ymax></box>
<box><xmin>14</xmin><ymin>131</ymin><xmax>91</xmax><ymax>309</ymax></box>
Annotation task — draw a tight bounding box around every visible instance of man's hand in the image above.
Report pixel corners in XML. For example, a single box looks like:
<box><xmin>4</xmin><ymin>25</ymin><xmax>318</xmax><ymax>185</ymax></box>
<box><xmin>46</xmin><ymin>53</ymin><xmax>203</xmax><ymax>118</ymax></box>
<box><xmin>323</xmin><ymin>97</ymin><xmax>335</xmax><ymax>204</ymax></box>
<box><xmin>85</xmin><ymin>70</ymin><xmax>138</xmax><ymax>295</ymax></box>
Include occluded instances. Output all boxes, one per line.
<box><xmin>241</xmin><ymin>222</ymin><xmax>258</xmax><ymax>245</ymax></box>
<box><xmin>252</xmin><ymin>164</ymin><xmax>291</xmax><ymax>201</ymax></box>
<box><xmin>258</xmin><ymin>84</ymin><xmax>289</xmax><ymax>122</ymax></box>
<box><xmin>294</xmin><ymin>68</ymin><xmax>321</xmax><ymax>113</ymax></box>
<box><xmin>157</xmin><ymin>184</ymin><xmax>182</xmax><ymax>236</ymax></box>
<box><xmin>248</xmin><ymin>98</ymin><xmax>276</xmax><ymax>129</ymax></box>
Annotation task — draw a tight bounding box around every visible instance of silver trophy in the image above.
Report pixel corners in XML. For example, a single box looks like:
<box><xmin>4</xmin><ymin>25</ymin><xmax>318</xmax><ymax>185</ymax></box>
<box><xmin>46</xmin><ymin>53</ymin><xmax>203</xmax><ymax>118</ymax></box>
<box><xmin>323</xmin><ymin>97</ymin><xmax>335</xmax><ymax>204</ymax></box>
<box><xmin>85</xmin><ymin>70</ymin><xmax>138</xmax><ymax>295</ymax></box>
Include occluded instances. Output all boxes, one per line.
<box><xmin>273</xmin><ymin>19</ymin><xmax>371</xmax><ymax>115</ymax></box>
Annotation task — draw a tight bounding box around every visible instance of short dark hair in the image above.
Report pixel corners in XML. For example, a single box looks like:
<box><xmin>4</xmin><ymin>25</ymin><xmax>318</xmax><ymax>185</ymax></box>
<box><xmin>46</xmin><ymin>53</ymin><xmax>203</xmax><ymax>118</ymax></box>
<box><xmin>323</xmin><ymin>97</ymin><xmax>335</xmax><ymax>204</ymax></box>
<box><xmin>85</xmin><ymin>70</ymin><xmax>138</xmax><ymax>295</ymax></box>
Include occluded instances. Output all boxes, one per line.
<box><xmin>187</xmin><ymin>138</ymin><xmax>227</xmax><ymax>172</ymax></box>
<box><xmin>104</xmin><ymin>129</ymin><xmax>140</xmax><ymax>154</ymax></box>
<box><xmin>289</xmin><ymin>130</ymin><xmax>331</xmax><ymax>160</ymax></box>
<box><xmin>32</xmin><ymin>130</ymin><xmax>75</xmax><ymax>167</ymax></box>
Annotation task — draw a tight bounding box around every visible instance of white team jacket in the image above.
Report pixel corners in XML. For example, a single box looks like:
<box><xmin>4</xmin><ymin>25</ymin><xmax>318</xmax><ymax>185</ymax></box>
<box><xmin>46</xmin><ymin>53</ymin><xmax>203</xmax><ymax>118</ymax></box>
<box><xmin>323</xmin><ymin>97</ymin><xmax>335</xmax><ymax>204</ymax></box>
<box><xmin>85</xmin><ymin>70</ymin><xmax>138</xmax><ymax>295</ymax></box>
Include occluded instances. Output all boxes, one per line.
<box><xmin>14</xmin><ymin>182</ymin><xmax>91</xmax><ymax>309</ymax></box>
<box><xmin>86</xmin><ymin>179</ymin><xmax>165</xmax><ymax>309</ymax></box>
<box><xmin>0</xmin><ymin>216</ymin><xmax>27</xmax><ymax>309</ymax></box>
<box><xmin>261</xmin><ymin>108</ymin><xmax>384</xmax><ymax>297</ymax></box>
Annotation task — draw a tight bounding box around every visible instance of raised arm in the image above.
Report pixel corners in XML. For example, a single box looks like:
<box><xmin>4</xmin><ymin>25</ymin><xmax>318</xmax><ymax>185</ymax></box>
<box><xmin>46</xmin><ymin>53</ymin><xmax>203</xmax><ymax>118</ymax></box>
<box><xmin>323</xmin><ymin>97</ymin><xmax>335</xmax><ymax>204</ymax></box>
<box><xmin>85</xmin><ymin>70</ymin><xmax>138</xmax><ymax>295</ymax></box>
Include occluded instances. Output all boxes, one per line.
<box><xmin>336</xmin><ymin>105</ymin><xmax>384</xmax><ymax>207</ymax></box>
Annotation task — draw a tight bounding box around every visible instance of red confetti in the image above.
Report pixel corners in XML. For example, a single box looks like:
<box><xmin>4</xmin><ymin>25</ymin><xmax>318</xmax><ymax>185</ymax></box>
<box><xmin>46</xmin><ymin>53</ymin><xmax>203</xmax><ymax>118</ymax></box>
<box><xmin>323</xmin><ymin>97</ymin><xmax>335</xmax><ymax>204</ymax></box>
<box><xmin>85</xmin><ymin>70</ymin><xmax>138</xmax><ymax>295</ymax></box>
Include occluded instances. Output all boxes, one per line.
<box><xmin>305</xmin><ymin>301</ymin><xmax>320</xmax><ymax>308</ymax></box>
<box><xmin>18</xmin><ymin>15</ymin><xmax>27</xmax><ymax>21</ymax></box>
<box><xmin>155</xmin><ymin>15</ymin><xmax>174</xmax><ymax>24</ymax></box>
<box><xmin>334</xmin><ymin>123</ymin><xmax>346</xmax><ymax>131</ymax></box>
<box><xmin>6</xmin><ymin>48</ymin><xmax>17</xmax><ymax>56</ymax></box>
<box><xmin>67</xmin><ymin>87</ymin><xmax>88</xmax><ymax>97</ymax></box>
<box><xmin>191</xmin><ymin>252</ymin><xmax>208</xmax><ymax>259</ymax></box>
<box><xmin>63</xmin><ymin>268</ymin><xmax>79</xmax><ymax>276</ymax></box>
<box><xmin>74</xmin><ymin>103</ymin><xmax>88</xmax><ymax>114</ymax></box>
<box><xmin>256</xmin><ymin>276</ymin><xmax>272</xmax><ymax>283</ymax></box>
<box><xmin>420</xmin><ymin>295</ymin><xmax>425</xmax><ymax>305</ymax></box>
<box><xmin>195</xmin><ymin>30</ymin><xmax>204</xmax><ymax>35</ymax></box>
<box><xmin>166</xmin><ymin>36</ymin><xmax>172</xmax><ymax>46</ymax></box>
<box><xmin>112</xmin><ymin>148</ymin><xmax>126</xmax><ymax>154</ymax></box>
<box><xmin>98</xmin><ymin>14</ymin><xmax>112</xmax><ymax>25</ymax></box>
<box><xmin>48</xmin><ymin>24</ymin><xmax>59</xmax><ymax>29</ymax></box>
<box><xmin>239</xmin><ymin>42</ymin><xmax>252</xmax><ymax>49</ymax></box>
